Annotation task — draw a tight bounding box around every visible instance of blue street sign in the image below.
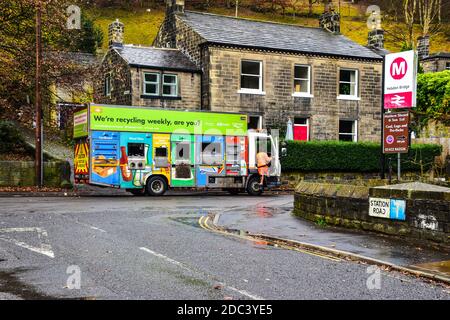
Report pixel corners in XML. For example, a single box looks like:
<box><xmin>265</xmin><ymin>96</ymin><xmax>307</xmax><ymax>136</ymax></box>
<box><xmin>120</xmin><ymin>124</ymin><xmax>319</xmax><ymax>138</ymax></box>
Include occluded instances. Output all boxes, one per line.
<box><xmin>389</xmin><ymin>199</ymin><xmax>406</xmax><ymax>220</ymax></box>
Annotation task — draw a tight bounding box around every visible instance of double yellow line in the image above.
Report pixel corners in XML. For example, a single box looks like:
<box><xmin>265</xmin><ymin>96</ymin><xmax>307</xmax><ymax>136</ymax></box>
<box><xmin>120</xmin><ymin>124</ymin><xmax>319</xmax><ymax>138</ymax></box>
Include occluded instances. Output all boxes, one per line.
<box><xmin>198</xmin><ymin>215</ymin><xmax>341</xmax><ymax>262</ymax></box>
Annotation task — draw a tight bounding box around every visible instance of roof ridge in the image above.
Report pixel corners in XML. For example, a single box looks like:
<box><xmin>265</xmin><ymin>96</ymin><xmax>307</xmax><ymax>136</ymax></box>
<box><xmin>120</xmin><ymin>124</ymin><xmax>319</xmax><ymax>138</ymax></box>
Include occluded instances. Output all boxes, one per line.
<box><xmin>183</xmin><ymin>10</ymin><xmax>324</xmax><ymax>31</ymax></box>
<box><xmin>122</xmin><ymin>44</ymin><xmax>181</xmax><ymax>51</ymax></box>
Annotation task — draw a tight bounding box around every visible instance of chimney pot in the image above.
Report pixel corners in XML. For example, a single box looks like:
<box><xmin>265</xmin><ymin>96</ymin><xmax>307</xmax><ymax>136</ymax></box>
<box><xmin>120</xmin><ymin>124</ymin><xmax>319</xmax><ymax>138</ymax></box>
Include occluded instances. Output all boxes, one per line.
<box><xmin>319</xmin><ymin>11</ymin><xmax>340</xmax><ymax>34</ymax></box>
<box><xmin>108</xmin><ymin>19</ymin><xmax>124</xmax><ymax>48</ymax></box>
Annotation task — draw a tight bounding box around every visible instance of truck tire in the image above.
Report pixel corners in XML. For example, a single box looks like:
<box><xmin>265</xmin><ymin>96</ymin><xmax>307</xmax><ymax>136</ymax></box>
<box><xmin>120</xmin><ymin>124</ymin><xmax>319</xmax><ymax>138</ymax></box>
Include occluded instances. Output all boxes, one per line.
<box><xmin>246</xmin><ymin>176</ymin><xmax>263</xmax><ymax>196</ymax></box>
<box><xmin>146</xmin><ymin>176</ymin><xmax>168</xmax><ymax>196</ymax></box>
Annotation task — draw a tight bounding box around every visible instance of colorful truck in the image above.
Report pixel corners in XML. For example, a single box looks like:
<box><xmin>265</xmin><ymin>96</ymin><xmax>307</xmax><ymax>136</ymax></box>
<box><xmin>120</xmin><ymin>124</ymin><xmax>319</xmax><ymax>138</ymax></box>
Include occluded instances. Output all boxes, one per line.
<box><xmin>73</xmin><ymin>104</ymin><xmax>281</xmax><ymax>196</ymax></box>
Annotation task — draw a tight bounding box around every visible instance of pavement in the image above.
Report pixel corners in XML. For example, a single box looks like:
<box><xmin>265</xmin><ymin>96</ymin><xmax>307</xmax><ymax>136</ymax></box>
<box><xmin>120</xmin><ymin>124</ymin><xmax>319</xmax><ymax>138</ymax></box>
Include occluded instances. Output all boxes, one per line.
<box><xmin>0</xmin><ymin>193</ymin><xmax>449</xmax><ymax>300</ymax></box>
<box><xmin>213</xmin><ymin>197</ymin><xmax>450</xmax><ymax>282</ymax></box>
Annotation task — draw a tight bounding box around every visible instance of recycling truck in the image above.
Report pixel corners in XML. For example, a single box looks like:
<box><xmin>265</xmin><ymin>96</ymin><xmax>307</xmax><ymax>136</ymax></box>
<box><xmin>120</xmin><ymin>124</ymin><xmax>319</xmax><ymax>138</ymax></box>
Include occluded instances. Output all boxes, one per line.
<box><xmin>73</xmin><ymin>104</ymin><xmax>281</xmax><ymax>196</ymax></box>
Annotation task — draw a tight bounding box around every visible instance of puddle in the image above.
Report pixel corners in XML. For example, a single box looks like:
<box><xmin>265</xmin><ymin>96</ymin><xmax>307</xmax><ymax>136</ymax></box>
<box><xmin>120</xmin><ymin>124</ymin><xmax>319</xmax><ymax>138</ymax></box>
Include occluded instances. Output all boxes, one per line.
<box><xmin>411</xmin><ymin>260</ymin><xmax>450</xmax><ymax>277</ymax></box>
<box><xmin>169</xmin><ymin>216</ymin><xmax>203</xmax><ymax>229</ymax></box>
<box><xmin>0</xmin><ymin>269</ymin><xmax>56</xmax><ymax>300</ymax></box>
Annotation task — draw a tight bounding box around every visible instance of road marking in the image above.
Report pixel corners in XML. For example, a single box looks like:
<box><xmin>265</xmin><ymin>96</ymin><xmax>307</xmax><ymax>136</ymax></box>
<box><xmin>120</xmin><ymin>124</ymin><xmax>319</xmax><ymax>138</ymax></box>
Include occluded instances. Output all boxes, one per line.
<box><xmin>0</xmin><ymin>227</ymin><xmax>54</xmax><ymax>258</ymax></box>
<box><xmin>139</xmin><ymin>246</ymin><xmax>264</xmax><ymax>300</ymax></box>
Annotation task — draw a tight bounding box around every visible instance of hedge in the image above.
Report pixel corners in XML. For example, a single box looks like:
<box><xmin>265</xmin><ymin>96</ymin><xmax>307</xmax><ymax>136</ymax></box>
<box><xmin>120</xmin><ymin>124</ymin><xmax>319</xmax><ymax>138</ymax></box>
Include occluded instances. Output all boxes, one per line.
<box><xmin>281</xmin><ymin>141</ymin><xmax>442</xmax><ymax>172</ymax></box>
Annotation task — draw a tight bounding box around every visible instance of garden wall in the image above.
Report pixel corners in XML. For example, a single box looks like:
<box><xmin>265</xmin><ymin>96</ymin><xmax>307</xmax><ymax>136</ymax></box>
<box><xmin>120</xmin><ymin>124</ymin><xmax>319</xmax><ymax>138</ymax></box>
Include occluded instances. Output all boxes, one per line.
<box><xmin>0</xmin><ymin>161</ymin><xmax>71</xmax><ymax>187</ymax></box>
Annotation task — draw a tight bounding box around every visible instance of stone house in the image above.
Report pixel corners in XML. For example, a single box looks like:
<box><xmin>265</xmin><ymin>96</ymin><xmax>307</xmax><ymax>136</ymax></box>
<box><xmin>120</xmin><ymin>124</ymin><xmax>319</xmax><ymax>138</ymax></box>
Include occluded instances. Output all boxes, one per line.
<box><xmin>94</xmin><ymin>20</ymin><xmax>202</xmax><ymax>110</ymax></box>
<box><xmin>417</xmin><ymin>36</ymin><xmax>450</xmax><ymax>73</ymax></box>
<box><xmin>421</xmin><ymin>53</ymin><xmax>450</xmax><ymax>73</ymax></box>
<box><xmin>153</xmin><ymin>1</ymin><xmax>384</xmax><ymax>142</ymax></box>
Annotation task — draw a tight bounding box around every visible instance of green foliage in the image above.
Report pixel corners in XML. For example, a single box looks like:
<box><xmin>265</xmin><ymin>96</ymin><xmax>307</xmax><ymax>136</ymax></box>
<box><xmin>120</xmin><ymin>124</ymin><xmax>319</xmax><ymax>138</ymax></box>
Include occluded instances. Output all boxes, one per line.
<box><xmin>72</xmin><ymin>14</ymin><xmax>104</xmax><ymax>54</ymax></box>
<box><xmin>415</xmin><ymin>70</ymin><xmax>450</xmax><ymax>127</ymax></box>
<box><xmin>281</xmin><ymin>140</ymin><xmax>442</xmax><ymax>172</ymax></box>
<box><xmin>0</xmin><ymin>121</ymin><xmax>26</xmax><ymax>153</ymax></box>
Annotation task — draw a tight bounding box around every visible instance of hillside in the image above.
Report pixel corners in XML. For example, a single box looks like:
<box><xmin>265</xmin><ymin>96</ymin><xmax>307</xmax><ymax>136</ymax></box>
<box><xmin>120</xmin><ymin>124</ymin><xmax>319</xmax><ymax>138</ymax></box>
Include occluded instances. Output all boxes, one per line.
<box><xmin>87</xmin><ymin>3</ymin><xmax>450</xmax><ymax>54</ymax></box>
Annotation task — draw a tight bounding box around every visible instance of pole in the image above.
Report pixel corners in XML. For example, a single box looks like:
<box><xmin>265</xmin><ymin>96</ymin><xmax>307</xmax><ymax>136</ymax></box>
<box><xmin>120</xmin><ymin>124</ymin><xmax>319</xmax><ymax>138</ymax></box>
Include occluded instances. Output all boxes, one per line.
<box><xmin>35</xmin><ymin>0</ymin><xmax>43</xmax><ymax>187</ymax></box>
<box><xmin>397</xmin><ymin>153</ymin><xmax>401</xmax><ymax>181</ymax></box>
<box><xmin>235</xmin><ymin>0</ymin><xmax>238</xmax><ymax>17</ymax></box>
<box><xmin>380</xmin><ymin>55</ymin><xmax>386</xmax><ymax>179</ymax></box>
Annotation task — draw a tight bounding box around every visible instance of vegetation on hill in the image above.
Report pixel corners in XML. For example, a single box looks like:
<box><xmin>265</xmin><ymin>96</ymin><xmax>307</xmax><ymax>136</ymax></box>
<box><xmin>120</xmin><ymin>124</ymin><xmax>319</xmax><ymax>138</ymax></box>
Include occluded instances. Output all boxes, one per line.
<box><xmin>85</xmin><ymin>1</ymin><xmax>450</xmax><ymax>53</ymax></box>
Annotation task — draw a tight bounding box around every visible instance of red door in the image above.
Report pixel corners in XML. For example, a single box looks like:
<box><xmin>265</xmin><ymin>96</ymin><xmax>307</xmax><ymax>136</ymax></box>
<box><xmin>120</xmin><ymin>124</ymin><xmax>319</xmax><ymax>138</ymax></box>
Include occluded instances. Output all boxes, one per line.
<box><xmin>294</xmin><ymin>125</ymin><xmax>308</xmax><ymax>141</ymax></box>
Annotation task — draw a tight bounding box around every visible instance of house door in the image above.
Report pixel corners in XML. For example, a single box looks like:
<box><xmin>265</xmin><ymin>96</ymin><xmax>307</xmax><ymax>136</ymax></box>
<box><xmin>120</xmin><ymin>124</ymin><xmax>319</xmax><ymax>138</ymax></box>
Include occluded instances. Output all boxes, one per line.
<box><xmin>293</xmin><ymin>117</ymin><xmax>309</xmax><ymax>141</ymax></box>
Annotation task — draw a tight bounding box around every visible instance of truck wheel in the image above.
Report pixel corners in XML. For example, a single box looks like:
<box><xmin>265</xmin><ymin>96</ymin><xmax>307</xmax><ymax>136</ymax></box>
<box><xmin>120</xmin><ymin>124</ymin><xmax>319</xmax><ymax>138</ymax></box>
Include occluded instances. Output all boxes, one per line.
<box><xmin>146</xmin><ymin>176</ymin><xmax>167</xmax><ymax>196</ymax></box>
<box><xmin>246</xmin><ymin>176</ymin><xmax>263</xmax><ymax>196</ymax></box>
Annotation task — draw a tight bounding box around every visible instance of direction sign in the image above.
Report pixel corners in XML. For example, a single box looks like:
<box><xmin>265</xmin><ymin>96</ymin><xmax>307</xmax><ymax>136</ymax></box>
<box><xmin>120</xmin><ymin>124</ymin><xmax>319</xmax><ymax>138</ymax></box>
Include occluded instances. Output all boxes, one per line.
<box><xmin>384</xmin><ymin>50</ymin><xmax>417</xmax><ymax>109</ymax></box>
<box><xmin>383</xmin><ymin>112</ymin><xmax>409</xmax><ymax>154</ymax></box>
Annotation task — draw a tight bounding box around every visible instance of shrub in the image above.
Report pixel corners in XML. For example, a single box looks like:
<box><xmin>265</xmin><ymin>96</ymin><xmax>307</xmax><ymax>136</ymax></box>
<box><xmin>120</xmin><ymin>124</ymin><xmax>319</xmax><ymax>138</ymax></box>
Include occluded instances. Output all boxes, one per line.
<box><xmin>281</xmin><ymin>140</ymin><xmax>442</xmax><ymax>172</ymax></box>
<box><xmin>0</xmin><ymin>121</ymin><xmax>26</xmax><ymax>153</ymax></box>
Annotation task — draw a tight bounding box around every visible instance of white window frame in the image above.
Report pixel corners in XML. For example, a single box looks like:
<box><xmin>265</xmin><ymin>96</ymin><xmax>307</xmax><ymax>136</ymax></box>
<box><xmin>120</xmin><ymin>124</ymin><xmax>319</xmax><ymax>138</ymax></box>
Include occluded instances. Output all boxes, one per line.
<box><xmin>238</xmin><ymin>60</ymin><xmax>265</xmax><ymax>95</ymax></box>
<box><xmin>104</xmin><ymin>73</ymin><xmax>111</xmax><ymax>97</ymax></box>
<box><xmin>162</xmin><ymin>74</ymin><xmax>178</xmax><ymax>97</ymax></box>
<box><xmin>446</xmin><ymin>62</ymin><xmax>450</xmax><ymax>70</ymax></box>
<box><xmin>338</xmin><ymin>120</ymin><xmax>358</xmax><ymax>142</ymax></box>
<box><xmin>337</xmin><ymin>68</ymin><xmax>360</xmax><ymax>101</ymax></box>
<box><xmin>292</xmin><ymin>65</ymin><xmax>313</xmax><ymax>97</ymax></box>
<box><xmin>248</xmin><ymin>115</ymin><xmax>263</xmax><ymax>130</ymax></box>
<box><xmin>143</xmin><ymin>72</ymin><xmax>160</xmax><ymax>96</ymax></box>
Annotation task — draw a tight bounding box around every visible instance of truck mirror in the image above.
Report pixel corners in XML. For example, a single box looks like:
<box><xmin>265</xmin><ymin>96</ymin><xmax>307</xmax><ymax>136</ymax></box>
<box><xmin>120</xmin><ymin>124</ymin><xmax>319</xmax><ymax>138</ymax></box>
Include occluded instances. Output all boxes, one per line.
<box><xmin>281</xmin><ymin>147</ymin><xmax>287</xmax><ymax>157</ymax></box>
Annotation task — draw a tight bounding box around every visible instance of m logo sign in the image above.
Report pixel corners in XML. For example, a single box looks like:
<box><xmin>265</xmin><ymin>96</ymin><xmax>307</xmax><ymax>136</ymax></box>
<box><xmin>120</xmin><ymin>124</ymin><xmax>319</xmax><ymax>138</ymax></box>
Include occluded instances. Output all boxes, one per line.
<box><xmin>384</xmin><ymin>50</ymin><xmax>417</xmax><ymax>109</ymax></box>
<box><xmin>390</xmin><ymin>57</ymin><xmax>407</xmax><ymax>80</ymax></box>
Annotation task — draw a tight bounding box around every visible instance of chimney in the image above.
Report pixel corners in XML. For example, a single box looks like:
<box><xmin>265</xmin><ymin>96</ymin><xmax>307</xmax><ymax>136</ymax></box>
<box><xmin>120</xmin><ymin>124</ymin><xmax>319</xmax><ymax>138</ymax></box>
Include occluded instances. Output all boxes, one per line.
<box><xmin>368</xmin><ymin>29</ymin><xmax>384</xmax><ymax>50</ymax></box>
<box><xmin>166</xmin><ymin>0</ymin><xmax>185</xmax><ymax>15</ymax></box>
<box><xmin>319</xmin><ymin>9</ymin><xmax>340</xmax><ymax>34</ymax></box>
<box><xmin>108</xmin><ymin>19</ymin><xmax>124</xmax><ymax>48</ymax></box>
<box><xmin>417</xmin><ymin>35</ymin><xmax>430</xmax><ymax>60</ymax></box>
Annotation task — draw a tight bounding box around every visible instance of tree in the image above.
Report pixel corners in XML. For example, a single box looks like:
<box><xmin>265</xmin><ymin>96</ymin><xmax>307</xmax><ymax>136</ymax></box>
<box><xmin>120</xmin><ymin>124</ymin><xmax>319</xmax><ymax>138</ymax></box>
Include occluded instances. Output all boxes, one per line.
<box><xmin>414</xmin><ymin>70</ymin><xmax>450</xmax><ymax>129</ymax></box>
<box><xmin>0</xmin><ymin>0</ymin><xmax>102</xmax><ymax>125</ymax></box>
<box><xmin>417</xmin><ymin>0</ymin><xmax>442</xmax><ymax>35</ymax></box>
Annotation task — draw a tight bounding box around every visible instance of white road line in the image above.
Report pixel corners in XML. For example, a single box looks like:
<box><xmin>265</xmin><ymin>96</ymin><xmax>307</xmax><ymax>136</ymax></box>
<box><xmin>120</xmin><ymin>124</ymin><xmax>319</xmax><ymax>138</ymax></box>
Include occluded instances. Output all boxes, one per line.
<box><xmin>0</xmin><ymin>227</ymin><xmax>54</xmax><ymax>258</ymax></box>
<box><xmin>139</xmin><ymin>246</ymin><xmax>264</xmax><ymax>300</ymax></box>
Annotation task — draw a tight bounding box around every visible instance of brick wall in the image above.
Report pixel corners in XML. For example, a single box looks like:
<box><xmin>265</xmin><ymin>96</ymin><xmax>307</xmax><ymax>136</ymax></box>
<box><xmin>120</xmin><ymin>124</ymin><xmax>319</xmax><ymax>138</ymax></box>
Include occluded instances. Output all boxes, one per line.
<box><xmin>207</xmin><ymin>47</ymin><xmax>382</xmax><ymax>141</ymax></box>
<box><xmin>294</xmin><ymin>182</ymin><xmax>450</xmax><ymax>245</ymax></box>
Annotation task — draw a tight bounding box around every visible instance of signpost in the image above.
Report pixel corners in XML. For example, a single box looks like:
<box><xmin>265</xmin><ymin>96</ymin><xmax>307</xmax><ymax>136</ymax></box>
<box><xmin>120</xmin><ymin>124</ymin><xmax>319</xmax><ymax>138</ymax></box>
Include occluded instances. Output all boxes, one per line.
<box><xmin>382</xmin><ymin>50</ymin><xmax>417</xmax><ymax>181</ymax></box>
<box><xmin>384</xmin><ymin>50</ymin><xmax>417</xmax><ymax>109</ymax></box>
<box><xmin>383</xmin><ymin>112</ymin><xmax>410</xmax><ymax>154</ymax></box>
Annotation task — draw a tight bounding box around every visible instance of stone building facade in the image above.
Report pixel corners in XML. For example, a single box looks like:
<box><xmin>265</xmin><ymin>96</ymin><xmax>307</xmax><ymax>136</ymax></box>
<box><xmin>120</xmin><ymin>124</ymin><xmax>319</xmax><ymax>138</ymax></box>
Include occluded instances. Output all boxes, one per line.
<box><xmin>94</xmin><ymin>21</ymin><xmax>202</xmax><ymax>111</ymax></box>
<box><xmin>154</xmin><ymin>1</ymin><xmax>384</xmax><ymax>142</ymax></box>
<box><xmin>421</xmin><ymin>53</ymin><xmax>450</xmax><ymax>73</ymax></box>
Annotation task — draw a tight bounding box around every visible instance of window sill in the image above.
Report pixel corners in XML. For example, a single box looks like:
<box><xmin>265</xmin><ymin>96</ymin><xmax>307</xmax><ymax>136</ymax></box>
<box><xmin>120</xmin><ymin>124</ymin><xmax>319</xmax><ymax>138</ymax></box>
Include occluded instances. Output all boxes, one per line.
<box><xmin>140</xmin><ymin>95</ymin><xmax>181</xmax><ymax>100</ymax></box>
<box><xmin>238</xmin><ymin>89</ymin><xmax>266</xmax><ymax>96</ymax></box>
<box><xmin>337</xmin><ymin>95</ymin><xmax>360</xmax><ymax>101</ymax></box>
<box><xmin>292</xmin><ymin>93</ymin><xmax>313</xmax><ymax>98</ymax></box>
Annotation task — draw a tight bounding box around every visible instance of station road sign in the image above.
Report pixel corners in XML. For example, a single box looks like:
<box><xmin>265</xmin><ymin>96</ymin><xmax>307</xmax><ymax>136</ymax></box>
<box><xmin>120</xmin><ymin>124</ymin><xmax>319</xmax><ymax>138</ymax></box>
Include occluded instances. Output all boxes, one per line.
<box><xmin>383</xmin><ymin>112</ymin><xmax>409</xmax><ymax>154</ymax></box>
<box><xmin>384</xmin><ymin>50</ymin><xmax>417</xmax><ymax>109</ymax></box>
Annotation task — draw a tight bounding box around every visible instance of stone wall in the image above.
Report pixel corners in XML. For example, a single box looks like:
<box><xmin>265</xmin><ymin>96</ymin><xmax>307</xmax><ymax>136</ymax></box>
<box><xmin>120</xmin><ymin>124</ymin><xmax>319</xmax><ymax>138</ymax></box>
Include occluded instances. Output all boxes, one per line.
<box><xmin>0</xmin><ymin>161</ymin><xmax>71</xmax><ymax>187</ymax></box>
<box><xmin>422</xmin><ymin>57</ymin><xmax>450</xmax><ymax>73</ymax></box>
<box><xmin>94</xmin><ymin>49</ymin><xmax>132</xmax><ymax>106</ymax></box>
<box><xmin>207</xmin><ymin>46</ymin><xmax>382</xmax><ymax>141</ymax></box>
<box><xmin>282</xmin><ymin>171</ymin><xmax>433</xmax><ymax>189</ymax></box>
<box><xmin>293</xmin><ymin>182</ymin><xmax>450</xmax><ymax>245</ymax></box>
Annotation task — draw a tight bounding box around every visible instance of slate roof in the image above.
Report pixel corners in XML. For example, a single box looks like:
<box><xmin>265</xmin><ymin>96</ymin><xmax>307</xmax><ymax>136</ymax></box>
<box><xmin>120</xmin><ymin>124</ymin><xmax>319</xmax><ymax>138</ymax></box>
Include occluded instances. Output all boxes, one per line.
<box><xmin>421</xmin><ymin>52</ymin><xmax>450</xmax><ymax>61</ymax></box>
<box><xmin>114</xmin><ymin>45</ymin><xmax>200</xmax><ymax>72</ymax></box>
<box><xmin>179</xmin><ymin>11</ymin><xmax>382</xmax><ymax>61</ymax></box>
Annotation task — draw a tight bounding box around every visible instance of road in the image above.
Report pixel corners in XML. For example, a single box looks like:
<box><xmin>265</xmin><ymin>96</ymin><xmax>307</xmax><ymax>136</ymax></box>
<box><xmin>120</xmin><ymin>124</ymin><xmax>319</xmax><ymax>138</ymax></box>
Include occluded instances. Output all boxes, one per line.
<box><xmin>0</xmin><ymin>193</ymin><xmax>448</xmax><ymax>300</ymax></box>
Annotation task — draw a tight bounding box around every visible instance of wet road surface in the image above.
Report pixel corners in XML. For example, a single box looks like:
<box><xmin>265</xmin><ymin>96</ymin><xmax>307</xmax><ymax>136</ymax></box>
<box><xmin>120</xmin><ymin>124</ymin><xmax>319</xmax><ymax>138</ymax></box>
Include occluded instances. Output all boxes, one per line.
<box><xmin>0</xmin><ymin>193</ymin><xmax>449</xmax><ymax>300</ymax></box>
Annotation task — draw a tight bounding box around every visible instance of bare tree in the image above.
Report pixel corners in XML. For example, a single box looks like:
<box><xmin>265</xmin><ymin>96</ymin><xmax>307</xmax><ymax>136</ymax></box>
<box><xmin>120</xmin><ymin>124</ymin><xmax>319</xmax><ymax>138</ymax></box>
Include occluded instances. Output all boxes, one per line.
<box><xmin>417</xmin><ymin>0</ymin><xmax>442</xmax><ymax>35</ymax></box>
